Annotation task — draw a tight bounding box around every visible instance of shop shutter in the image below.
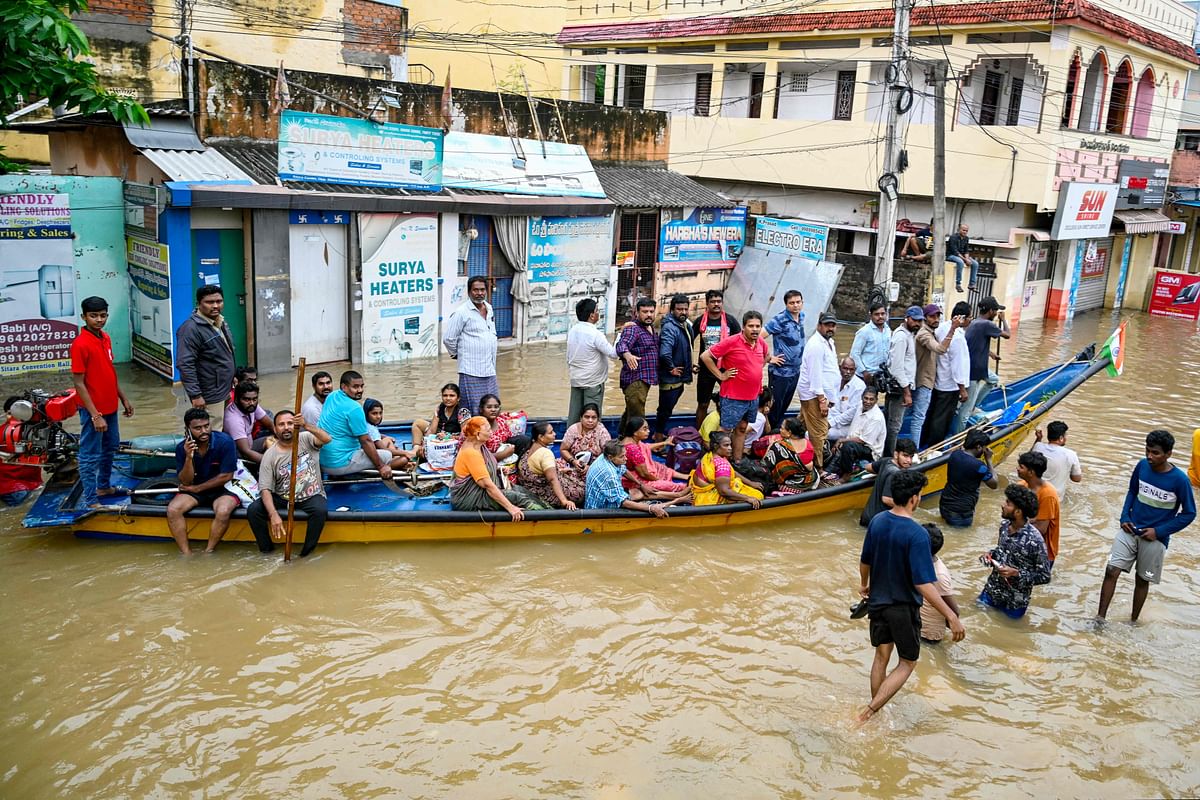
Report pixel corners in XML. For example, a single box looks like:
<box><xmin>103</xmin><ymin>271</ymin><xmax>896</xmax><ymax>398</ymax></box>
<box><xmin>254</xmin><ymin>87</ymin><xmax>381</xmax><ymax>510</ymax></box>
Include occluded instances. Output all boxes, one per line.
<box><xmin>1074</xmin><ymin>237</ymin><xmax>1113</xmax><ymax>313</ymax></box>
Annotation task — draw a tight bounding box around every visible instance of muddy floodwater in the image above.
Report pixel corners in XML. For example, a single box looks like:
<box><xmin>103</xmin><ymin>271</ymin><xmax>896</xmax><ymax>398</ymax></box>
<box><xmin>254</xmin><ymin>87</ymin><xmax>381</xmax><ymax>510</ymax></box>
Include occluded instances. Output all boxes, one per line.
<box><xmin>1</xmin><ymin>310</ymin><xmax>1198</xmax><ymax>798</ymax></box>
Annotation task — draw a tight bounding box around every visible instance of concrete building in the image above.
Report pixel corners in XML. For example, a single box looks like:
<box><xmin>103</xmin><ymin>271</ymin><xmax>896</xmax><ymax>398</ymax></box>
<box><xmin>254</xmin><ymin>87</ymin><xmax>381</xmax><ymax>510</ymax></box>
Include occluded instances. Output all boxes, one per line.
<box><xmin>555</xmin><ymin>0</ymin><xmax>1199</xmax><ymax>322</ymax></box>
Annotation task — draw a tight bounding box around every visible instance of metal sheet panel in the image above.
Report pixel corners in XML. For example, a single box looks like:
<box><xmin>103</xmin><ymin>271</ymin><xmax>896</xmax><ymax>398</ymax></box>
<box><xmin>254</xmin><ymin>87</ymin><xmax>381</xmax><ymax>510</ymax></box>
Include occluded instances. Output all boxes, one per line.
<box><xmin>140</xmin><ymin>148</ymin><xmax>255</xmax><ymax>183</ymax></box>
<box><xmin>723</xmin><ymin>246</ymin><xmax>844</xmax><ymax>339</ymax></box>
<box><xmin>124</xmin><ymin>117</ymin><xmax>204</xmax><ymax>151</ymax></box>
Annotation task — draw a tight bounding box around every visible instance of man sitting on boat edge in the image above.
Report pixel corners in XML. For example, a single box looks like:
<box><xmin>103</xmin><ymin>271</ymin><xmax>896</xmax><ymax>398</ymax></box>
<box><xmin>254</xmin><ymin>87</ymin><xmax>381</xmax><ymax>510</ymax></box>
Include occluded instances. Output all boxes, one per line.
<box><xmin>166</xmin><ymin>408</ymin><xmax>240</xmax><ymax>555</ymax></box>
<box><xmin>248</xmin><ymin>410</ymin><xmax>331</xmax><ymax>558</ymax></box>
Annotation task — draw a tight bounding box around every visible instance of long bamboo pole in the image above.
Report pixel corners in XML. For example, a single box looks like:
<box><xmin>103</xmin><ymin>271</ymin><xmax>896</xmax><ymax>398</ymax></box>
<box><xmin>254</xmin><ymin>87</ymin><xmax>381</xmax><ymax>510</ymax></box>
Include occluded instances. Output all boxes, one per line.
<box><xmin>284</xmin><ymin>358</ymin><xmax>306</xmax><ymax>562</ymax></box>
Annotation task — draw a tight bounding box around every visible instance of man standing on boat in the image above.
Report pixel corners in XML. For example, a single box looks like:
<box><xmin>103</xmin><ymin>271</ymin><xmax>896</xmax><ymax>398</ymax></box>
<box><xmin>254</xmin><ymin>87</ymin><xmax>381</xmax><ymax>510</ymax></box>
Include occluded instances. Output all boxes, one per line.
<box><xmin>175</xmin><ymin>285</ymin><xmax>236</xmax><ymax>428</ymax></box>
<box><xmin>656</xmin><ymin>294</ymin><xmax>694</xmax><ymax>437</ymax></box>
<box><xmin>764</xmin><ymin>290</ymin><xmax>806</xmax><ymax>431</ymax></box>
<box><xmin>701</xmin><ymin>310</ymin><xmax>784</xmax><ymax>462</ymax></box>
<box><xmin>616</xmin><ymin>298</ymin><xmax>660</xmax><ymax>435</ymax></box>
<box><xmin>850</xmin><ymin>301</ymin><xmax>890</xmax><ymax>386</ymax></box>
<box><xmin>909</xmin><ymin>304</ymin><xmax>962</xmax><ymax>448</ymax></box>
<box><xmin>443</xmin><ymin>276</ymin><xmax>500</xmax><ymax>416</ymax></box>
<box><xmin>954</xmin><ymin>297</ymin><xmax>1009</xmax><ymax>434</ymax></box>
<box><xmin>566</xmin><ymin>298</ymin><xmax>623</xmax><ymax>426</ymax></box>
<box><xmin>925</xmin><ymin>301</ymin><xmax>970</xmax><ymax>449</ymax></box>
<box><xmin>883</xmin><ymin>307</ymin><xmax>920</xmax><ymax>457</ymax></box>
<box><xmin>858</xmin><ymin>469</ymin><xmax>965</xmax><ymax>722</ymax></box>
<box><xmin>796</xmin><ymin>313</ymin><xmax>840</xmax><ymax>471</ymax></box>
<box><xmin>1097</xmin><ymin>430</ymin><xmax>1196</xmax><ymax>623</ymax></box>
<box><xmin>692</xmin><ymin>290</ymin><xmax>741</xmax><ymax>428</ymax></box>
<box><xmin>301</xmin><ymin>371</ymin><xmax>333</xmax><ymax>427</ymax></box>
<box><xmin>247</xmin><ymin>410</ymin><xmax>332</xmax><ymax>558</ymax></box>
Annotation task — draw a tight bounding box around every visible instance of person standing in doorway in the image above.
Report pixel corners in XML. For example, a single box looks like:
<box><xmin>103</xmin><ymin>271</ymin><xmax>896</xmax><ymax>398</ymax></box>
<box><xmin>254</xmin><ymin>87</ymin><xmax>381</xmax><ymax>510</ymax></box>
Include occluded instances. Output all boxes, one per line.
<box><xmin>1097</xmin><ymin>430</ymin><xmax>1196</xmax><ymax>622</ymax></box>
<box><xmin>954</xmin><ymin>296</ymin><xmax>1009</xmax><ymax>434</ymax></box>
<box><xmin>175</xmin><ymin>285</ymin><xmax>236</xmax><ymax>427</ymax></box>
<box><xmin>700</xmin><ymin>310</ymin><xmax>783</xmax><ymax>461</ymax></box>
<box><xmin>796</xmin><ymin>313</ymin><xmax>840</xmax><ymax>471</ymax></box>
<box><xmin>764</xmin><ymin>290</ymin><xmax>806</xmax><ymax>430</ymax></box>
<box><xmin>850</xmin><ymin>301</ymin><xmax>891</xmax><ymax>387</ymax></box>
<box><xmin>692</xmin><ymin>289</ymin><xmax>741</xmax><ymax>427</ymax></box>
<box><xmin>442</xmin><ymin>276</ymin><xmax>500</xmax><ymax>416</ymax></box>
<box><xmin>857</xmin><ymin>469</ymin><xmax>965</xmax><ymax>722</ymax></box>
<box><xmin>656</xmin><ymin>294</ymin><xmax>694</xmax><ymax>436</ymax></box>
<box><xmin>1031</xmin><ymin>421</ymin><xmax>1084</xmax><ymax>500</ymax></box>
<box><xmin>616</xmin><ymin>297</ymin><xmax>660</xmax><ymax>434</ymax></box>
<box><xmin>948</xmin><ymin>223</ymin><xmax>980</xmax><ymax>293</ymax></box>
<box><xmin>566</xmin><ymin>298</ymin><xmax>623</xmax><ymax>425</ymax></box>
<box><xmin>70</xmin><ymin>296</ymin><xmax>135</xmax><ymax>508</ymax></box>
<box><xmin>883</xmin><ymin>307</ymin><xmax>920</xmax><ymax>457</ymax></box>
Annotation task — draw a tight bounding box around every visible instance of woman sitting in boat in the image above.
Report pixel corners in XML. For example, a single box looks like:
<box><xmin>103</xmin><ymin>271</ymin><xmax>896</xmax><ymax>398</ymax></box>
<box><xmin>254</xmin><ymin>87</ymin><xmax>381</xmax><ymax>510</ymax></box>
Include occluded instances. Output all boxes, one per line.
<box><xmin>761</xmin><ymin>417</ymin><xmax>818</xmax><ymax>495</ymax></box>
<box><xmin>560</xmin><ymin>403</ymin><xmax>610</xmax><ymax>470</ymax></box>
<box><xmin>411</xmin><ymin>383</ymin><xmax>471</xmax><ymax>456</ymax></box>
<box><xmin>620</xmin><ymin>416</ymin><xmax>690</xmax><ymax>493</ymax></box>
<box><xmin>517</xmin><ymin>422</ymin><xmax>586</xmax><ymax>510</ymax></box>
<box><xmin>450</xmin><ymin>416</ymin><xmax>545</xmax><ymax>520</ymax></box>
<box><xmin>363</xmin><ymin>398</ymin><xmax>416</xmax><ymax>461</ymax></box>
<box><xmin>478</xmin><ymin>394</ymin><xmax>519</xmax><ymax>461</ymax></box>
<box><xmin>689</xmin><ymin>431</ymin><xmax>765</xmax><ymax>508</ymax></box>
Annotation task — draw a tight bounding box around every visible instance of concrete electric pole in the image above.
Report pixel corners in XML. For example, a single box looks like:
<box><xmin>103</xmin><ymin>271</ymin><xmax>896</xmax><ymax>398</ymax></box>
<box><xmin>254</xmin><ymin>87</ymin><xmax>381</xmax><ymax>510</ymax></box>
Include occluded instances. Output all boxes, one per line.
<box><xmin>873</xmin><ymin>0</ymin><xmax>916</xmax><ymax>290</ymax></box>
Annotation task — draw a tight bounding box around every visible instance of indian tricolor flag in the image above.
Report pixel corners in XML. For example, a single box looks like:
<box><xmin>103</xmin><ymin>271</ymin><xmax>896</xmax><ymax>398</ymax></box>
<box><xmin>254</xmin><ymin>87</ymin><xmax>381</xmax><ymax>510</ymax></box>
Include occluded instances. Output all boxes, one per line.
<box><xmin>1099</xmin><ymin>321</ymin><xmax>1127</xmax><ymax>377</ymax></box>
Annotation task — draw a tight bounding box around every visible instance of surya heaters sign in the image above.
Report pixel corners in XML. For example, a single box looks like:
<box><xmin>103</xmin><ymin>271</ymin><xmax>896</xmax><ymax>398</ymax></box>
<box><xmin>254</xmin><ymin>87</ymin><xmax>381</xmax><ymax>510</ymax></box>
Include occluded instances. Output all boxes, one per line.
<box><xmin>1051</xmin><ymin>182</ymin><xmax>1119</xmax><ymax>240</ymax></box>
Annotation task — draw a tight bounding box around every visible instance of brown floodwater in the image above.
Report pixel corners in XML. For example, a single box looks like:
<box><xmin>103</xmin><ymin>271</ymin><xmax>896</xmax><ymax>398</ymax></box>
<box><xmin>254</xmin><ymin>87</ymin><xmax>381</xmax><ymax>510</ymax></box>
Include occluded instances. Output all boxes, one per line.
<box><xmin>1</xmin><ymin>310</ymin><xmax>1198</xmax><ymax>798</ymax></box>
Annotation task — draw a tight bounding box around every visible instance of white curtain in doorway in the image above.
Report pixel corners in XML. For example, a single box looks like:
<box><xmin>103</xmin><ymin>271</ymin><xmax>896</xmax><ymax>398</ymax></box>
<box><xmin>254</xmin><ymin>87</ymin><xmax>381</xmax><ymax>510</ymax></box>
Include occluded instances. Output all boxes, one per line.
<box><xmin>494</xmin><ymin>216</ymin><xmax>531</xmax><ymax>303</ymax></box>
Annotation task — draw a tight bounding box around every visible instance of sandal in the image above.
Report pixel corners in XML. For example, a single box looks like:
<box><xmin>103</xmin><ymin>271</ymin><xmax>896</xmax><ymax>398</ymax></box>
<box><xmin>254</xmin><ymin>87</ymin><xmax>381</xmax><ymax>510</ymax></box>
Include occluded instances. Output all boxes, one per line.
<box><xmin>97</xmin><ymin>487</ymin><xmax>133</xmax><ymax>497</ymax></box>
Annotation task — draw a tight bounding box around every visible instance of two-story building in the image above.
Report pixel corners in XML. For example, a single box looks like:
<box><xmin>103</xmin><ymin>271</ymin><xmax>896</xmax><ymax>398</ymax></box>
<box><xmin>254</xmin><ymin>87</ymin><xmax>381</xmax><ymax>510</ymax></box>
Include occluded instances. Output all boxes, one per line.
<box><xmin>556</xmin><ymin>0</ymin><xmax>1198</xmax><ymax>321</ymax></box>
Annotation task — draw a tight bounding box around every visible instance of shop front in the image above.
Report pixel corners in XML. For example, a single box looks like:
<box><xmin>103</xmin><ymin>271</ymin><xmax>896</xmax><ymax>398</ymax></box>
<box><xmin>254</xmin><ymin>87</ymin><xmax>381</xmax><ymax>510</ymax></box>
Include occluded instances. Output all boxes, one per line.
<box><xmin>1047</xmin><ymin>181</ymin><xmax>1119</xmax><ymax>320</ymax></box>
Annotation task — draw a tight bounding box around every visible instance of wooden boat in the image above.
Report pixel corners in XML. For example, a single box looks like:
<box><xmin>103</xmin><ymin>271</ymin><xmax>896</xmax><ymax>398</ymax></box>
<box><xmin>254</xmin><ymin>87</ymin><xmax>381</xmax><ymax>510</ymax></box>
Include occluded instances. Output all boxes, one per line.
<box><xmin>22</xmin><ymin>346</ymin><xmax>1109</xmax><ymax>545</ymax></box>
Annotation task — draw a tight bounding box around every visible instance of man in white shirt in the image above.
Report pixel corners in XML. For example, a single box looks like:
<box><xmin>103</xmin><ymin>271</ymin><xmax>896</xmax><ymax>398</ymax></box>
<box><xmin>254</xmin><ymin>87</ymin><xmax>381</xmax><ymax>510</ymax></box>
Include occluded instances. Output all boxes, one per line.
<box><xmin>884</xmin><ymin>306</ymin><xmax>921</xmax><ymax>456</ymax></box>
<box><xmin>829</xmin><ymin>356</ymin><xmax>867</xmax><ymax>442</ymax></box>
<box><xmin>566</xmin><ymin>297</ymin><xmax>623</xmax><ymax>425</ymax></box>
<box><xmin>796</xmin><ymin>313</ymin><xmax>841</xmax><ymax>470</ymax></box>
<box><xmin>301</xmin><ymin>371</ymin><xmax>333</xmax><ymax>427</ymax></box>
<box><xmin>1032</xmin><ymin>420</ymin><xmax>1083</xmax><ymax>499</ymax></box>
<box><xmin>442</xmin><ymin>276</ymin><xmax>500</xmax><ymax>416</ymax></box>
<box><xmin>924</xmin><ymin>300</ymin><xmax>970</xmax><ymax>449</ymax></box>
<box><xmin>828</xmin><ymin>385</ymin><xmax>886</xmax><ymax>477</ymax></box>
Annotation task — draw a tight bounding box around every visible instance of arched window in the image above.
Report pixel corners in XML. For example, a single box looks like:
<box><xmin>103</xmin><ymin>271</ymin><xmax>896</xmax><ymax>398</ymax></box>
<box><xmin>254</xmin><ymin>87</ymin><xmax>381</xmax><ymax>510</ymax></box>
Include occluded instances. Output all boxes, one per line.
<box><xmin>1076</xmin><ymin>52</ymin><xmax>1108</xmax><ymax>132</ymax></box>
<box><xmin>1106</xmin><ymin>60</ymin><xmax>1134</xmax><ymax>134</ymax></box>
<box><xmin>1061</xmin><ymin>53</ymin><xmax>1081</xmax><ymax>128</ymax></box>
<box><xmin>1131</xmin><ymin>67</ymin><xmax>1156</xmax><ymax>137</ymax></box>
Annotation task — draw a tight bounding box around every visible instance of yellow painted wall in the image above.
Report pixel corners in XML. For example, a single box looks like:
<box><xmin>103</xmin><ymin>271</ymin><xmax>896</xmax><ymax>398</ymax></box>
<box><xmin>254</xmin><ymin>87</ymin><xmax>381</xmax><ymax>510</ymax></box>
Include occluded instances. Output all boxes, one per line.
<box><xmin>0</xmin><ymin>130</ymin><xmax>50</xmax><ymax>164</ymax></box>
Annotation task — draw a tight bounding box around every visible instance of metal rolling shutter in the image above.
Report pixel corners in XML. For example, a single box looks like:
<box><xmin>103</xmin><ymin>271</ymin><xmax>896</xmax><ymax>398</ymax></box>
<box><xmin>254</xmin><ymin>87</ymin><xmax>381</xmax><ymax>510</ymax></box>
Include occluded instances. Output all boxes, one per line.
<box><xmin>1074</xmin><ymin>237</ymin><xmax>1112</xmax><ymax>313</ymax></box>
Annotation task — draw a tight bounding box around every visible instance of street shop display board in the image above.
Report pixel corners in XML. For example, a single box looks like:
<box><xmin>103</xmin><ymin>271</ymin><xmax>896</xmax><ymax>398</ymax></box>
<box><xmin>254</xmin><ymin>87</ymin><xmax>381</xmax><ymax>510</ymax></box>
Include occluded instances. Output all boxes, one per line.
<box><xmin>359</xmin><ymin>214</ymin><xmax>441</xmax><ymax>362</ymax></box>
<box><xmin>0</xmin><ymin>193</ymin><xmax>78</xmax><ymax>374</ymax></box>
<box><xmin>658</xmin><ymin>207</ymin><xmax>747</xmax><ymax>271</ymax></box>
<box><xmin>1147</xmin><ymin>270</ymin><xmax>1200</xmax><ymax>321</ymax></box>
<box><xmin>126</xmin><ymin>235</ymin><xmax>173</xmax><ymax>379</ymax></box>
<box><xmin>526</xmin><ymin>215</ymin><xmax>616</xmax><ymax>341</ymax></box>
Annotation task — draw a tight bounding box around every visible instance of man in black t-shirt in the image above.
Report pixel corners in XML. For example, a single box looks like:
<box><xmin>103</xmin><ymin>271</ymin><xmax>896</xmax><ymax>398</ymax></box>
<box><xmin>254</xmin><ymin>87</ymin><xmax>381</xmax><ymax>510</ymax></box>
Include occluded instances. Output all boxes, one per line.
<box><xmin>939</xmin><ymin>429</ymin><xmax>999</xmax><ymax>527</ymax></box>
<box><xmin>860</xmin><ymin>438</ymin><xmax>917</xmax><ymax>527</ymax></box>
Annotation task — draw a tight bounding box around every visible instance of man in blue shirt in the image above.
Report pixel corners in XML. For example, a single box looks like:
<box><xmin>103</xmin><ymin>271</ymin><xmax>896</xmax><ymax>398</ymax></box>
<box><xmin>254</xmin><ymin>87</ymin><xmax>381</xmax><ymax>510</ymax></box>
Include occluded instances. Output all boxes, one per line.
<box><xmin>858</xmin><ymin>469</ymin><xmax>965</xmax><ymax>721</ymax></box>
<box><xmin>1098</xmin><ymin>430</ymin><xmax>1197</xmax><ymax>622</ymax></box>
<box><xmin>319</xmin><ymin>370</ymin><xmax>409</xmax><ymax>478</ymax></box>
<box><xmin>764</xmin><ymin>289</ymin><xmax>805</xmax><ymax>430</ymax></box>
<box><xmin>166</xmin><ymin>407</ymin><xmax>240</xmax><ymax>555</ymax></box>
<box><xmin>850</xmin><ymin>301</ymin><xmax>891</xmax><ymax>386</ymax></box>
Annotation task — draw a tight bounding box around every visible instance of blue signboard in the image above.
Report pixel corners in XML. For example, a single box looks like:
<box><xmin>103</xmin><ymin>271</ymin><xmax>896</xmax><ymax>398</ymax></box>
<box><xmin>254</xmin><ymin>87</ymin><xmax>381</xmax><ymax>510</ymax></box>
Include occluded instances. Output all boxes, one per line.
<box><xmin>658</xmin><ymin>206</ymin><xmax>747</xmax><ymax>271</ymax></box>
<box><xmin>753</xmin><ymin>217</ymin><xmax>829</xmax><ymax>261</ymax></box>
<box><xmin>278</xmin><ymin>111</ymin><xmax>443</xmax><ymax>191</ymax></box>
<box><xmin>289</xmin><ymin>210</ymin><xmax>350</xmax><ymax>225</ymax></box>
<box><xmin>527</xmin><ymin>216</ymin><xmax>613</xmax><ymax>283</ymax></box>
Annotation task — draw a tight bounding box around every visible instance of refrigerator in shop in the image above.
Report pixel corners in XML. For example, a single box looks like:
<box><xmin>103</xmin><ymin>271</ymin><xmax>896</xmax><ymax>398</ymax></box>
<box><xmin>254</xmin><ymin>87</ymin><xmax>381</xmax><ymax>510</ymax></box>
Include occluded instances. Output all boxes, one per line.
<box><xmin>38</xmin><ymin>264</ymin><xmax>75</xmax><ymax>319</ymax></box>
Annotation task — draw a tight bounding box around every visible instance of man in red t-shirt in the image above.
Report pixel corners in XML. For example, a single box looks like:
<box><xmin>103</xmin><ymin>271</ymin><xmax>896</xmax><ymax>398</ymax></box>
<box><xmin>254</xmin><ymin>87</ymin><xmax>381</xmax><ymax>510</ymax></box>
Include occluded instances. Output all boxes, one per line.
<box><xmin>700</xmin><ymin>310</ymin><xmax>784</xmax><ymax>460</ymax></box>
<box><xmin>70</xmin><ymin>296</ymin><xmax>134</xmax><ymax>508</ymax></box>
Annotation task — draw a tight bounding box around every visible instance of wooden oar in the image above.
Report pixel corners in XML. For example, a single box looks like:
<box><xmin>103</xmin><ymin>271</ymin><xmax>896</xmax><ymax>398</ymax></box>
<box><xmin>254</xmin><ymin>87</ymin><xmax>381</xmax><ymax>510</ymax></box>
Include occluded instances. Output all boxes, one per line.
<box><xmin>284</xmin><ymin>358</ymin><xmax>306</xmax><ymax>562</ymax></box>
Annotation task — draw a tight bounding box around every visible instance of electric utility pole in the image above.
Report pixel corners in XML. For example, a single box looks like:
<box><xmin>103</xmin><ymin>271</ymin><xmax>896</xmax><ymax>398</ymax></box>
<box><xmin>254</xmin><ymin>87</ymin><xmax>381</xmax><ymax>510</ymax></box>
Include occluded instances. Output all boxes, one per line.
<box><xmin>873</xmin><ymin>0</ymin><xmax>915</xmax><ymax>288</ymax></box>
<box><xmin>931</xmin><ymin>59</ymin><xmax>948</xmax><ymax>294</ymax></box>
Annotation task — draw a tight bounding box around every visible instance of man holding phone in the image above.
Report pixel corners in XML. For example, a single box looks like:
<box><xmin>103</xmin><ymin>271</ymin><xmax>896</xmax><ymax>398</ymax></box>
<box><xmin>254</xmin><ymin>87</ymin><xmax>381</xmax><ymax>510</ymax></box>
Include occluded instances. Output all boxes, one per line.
<box><xmin>1097</xmin><ymin>430</ymin><xmax>1196</xmax><ymax>622</ymax></box>
<box><xmin>166</xmin><ymin>408</ymin><xmax>240</xmax><ymax>555</ymax></box>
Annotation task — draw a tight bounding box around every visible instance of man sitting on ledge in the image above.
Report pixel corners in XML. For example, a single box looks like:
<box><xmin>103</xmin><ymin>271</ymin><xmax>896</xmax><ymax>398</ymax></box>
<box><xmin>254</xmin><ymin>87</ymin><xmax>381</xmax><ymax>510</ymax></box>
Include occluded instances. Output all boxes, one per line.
<box><xmin>899</xmin><ymin>223</ymin><xmax>934</xmax><ymax>263</ymax></box>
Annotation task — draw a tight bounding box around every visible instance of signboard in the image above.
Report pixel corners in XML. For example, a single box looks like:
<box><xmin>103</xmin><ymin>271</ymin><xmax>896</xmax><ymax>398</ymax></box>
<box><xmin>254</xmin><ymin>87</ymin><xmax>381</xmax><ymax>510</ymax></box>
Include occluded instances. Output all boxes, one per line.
<box><xmin>1051</xmin><ymin>182</ymin><xmax>1118</xmax><ymax>240</ymax></box>
<box><xmin>616</xmin><ymin>250</ymin><xmax>635</xmax><ymax>267</ymax></box>
<box><xmin>658</xmin><ymin>206</ymin><xmax>747</xmax><ymax>271</ymax></box>
<box><xmin>288</xmin><ymin>210</ymin><xmax>349</xmax><ymax>225</ymax></box>
<box><xmin>753</xmin><ymin>217</ymin><xmax>828</xmax><ymax>261</ymax></box>
<box><xmin>1147</xmin><ymin>270</ymin><xmax>1200</xmax><ymax>321</ymax></box>
<box><xmin>526</xmin><ymin>215</ymin><xmax>615</xmax><ymax>340</ymax></box>
<box><xmin>123</xmin><ymin>182</ymin><xmax>161</xmax><ymax>240</ymax></box>
<box><xmin>278</xmin><ymin>110</ymin><xmax>443</xmax><ymax>191</ymax></box>
<box><xmin>1167</xmin><ymin>220</ymin><xmax>1187</xmax><ymax>235</ymax></box>
<box><xmin>126</xmin><ymin>235</ymin><xmax>173</xmax><ymax>378</ymax></box>
<box><xmin>0</xmin><ymin>193</ymin><xmax>78</xmax><ymax>374</ymax></box>
<box><xmin>359</xmin><ymin>213</ymin><xmax>440</xmax><ymax>362</ymax></box>
<box><xmin>1115</xmin><ymin>159</ymin><xmax>1168</xmax><ymax>209</ymax></box>
<box><xmin>442</xmin><ymin>132</ymin><xmax>606</xmax><ymax>198</ymax></box>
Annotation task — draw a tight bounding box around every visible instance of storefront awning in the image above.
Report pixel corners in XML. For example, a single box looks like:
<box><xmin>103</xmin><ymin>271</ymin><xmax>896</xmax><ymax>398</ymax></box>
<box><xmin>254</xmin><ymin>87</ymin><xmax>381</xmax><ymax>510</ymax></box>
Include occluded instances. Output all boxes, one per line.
<box><xmin>593</xmin><ymin>166</ymin><xmax>733</xmax><ymax>209</ymax></box>
<box><xmin>140</xmin><ymin>147</ymin><xmax>255</xmax><ymax>183</ymax></box>
<box><xmin>1113</xmin><ymin>209</ymin><xmax>1172</xmax><ymax>234</ymax></box>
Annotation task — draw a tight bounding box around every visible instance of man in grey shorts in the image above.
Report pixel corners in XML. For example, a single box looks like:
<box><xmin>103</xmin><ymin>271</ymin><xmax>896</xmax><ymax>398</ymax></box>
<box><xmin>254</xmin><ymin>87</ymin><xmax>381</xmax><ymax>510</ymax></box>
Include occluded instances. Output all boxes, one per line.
<box><xmin>1097</xmin><ymin>430</ymin><xmax>1196</xmax><ymax>622</ymax></box>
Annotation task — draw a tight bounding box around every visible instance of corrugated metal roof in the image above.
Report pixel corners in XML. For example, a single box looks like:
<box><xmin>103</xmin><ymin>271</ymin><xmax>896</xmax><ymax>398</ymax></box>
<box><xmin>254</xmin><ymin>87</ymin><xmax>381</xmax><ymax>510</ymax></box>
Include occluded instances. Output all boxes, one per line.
<box><xmin>140</xmin><ymin>148</ymin><xmax>255</xmax><ymax>183</ymax></box>
<box><xmin>124</xmin><ymin>117</ymin><xmax>204</xmax><ymax>151</ymax></box>
<box><xmin>594</xmin><ymin>165</ymin><xmax>733</xmax><ymax>208</ymax></box>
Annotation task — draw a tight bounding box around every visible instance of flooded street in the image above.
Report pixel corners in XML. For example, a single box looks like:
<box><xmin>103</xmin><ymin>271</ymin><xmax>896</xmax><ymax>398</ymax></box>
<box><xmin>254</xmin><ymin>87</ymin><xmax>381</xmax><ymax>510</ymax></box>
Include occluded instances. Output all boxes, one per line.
<box><xmin>2</xmin><ymin>309</ymin><xmax>1198</xmax><ymax>798</ymax></box>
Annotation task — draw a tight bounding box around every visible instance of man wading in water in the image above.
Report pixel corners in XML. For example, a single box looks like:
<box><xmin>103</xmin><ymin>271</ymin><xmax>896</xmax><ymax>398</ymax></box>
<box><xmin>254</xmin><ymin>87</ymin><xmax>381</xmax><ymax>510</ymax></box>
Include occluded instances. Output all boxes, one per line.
<box><xmin>858</xmin><ymin>469</ymin><xmax>965</xmax><ymax>721</ymax></box>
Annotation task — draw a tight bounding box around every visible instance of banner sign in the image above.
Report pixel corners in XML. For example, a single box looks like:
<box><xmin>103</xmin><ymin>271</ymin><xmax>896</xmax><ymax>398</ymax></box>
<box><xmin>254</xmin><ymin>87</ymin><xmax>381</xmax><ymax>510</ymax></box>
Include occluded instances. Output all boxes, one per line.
<box><xmin>443</xmin><ymin>132</ymin><xmax>606</xmax><ymax>198</ymax></box>
<box><xmin>1051</xmin><ymin>182</ymin><xmax>1118</xmax><ymax>240</ymax></box>
<box><xmin>126</xmin><ymin>235</ymin><xmax>174</xmax><ymax>378</ymax></box>
<box><xmin>526</xmin><ymin>215</ymin><xmax>615</xmax><ymax>340</ymax></box>
<box><xmin>123</xmin><ymin>182</ymin><xmax>161</xmax><ymax>240</ymax></box>
<box><xmin>658</xmin><ymin>206</ymin><xmax>747</xmax><ymax>270</ymax></box>
<box><xmin>1147</xmin><ymin>270</ymin><xmax>1200</xmax><ymax>321</ymax></box>
<box><xmin>289</xmin><ymin>210</ymin><xmax>349</xmax><ymax>225</ymax></box>
<box><xmin>359</xmin><ymin>213</ymin><xmax>440</xmax><ymax>362</ymax></box>
<box><xmin>753</xmin><ymin>217</ymin><xmax>828</xmax><ymax>261</ymax></box>
<box><xmin>0</xmin><ymin>193</ymin><xmax>77</xmax><ymax>374</ymax></box>
<box><xmin>278</xmin><ymin>111</ymin><xmax>443</xmax><ymax>191</ymax></box>
<box><xmin>1115</xmin><ymin>159</ymin><xmax>1168</xmax><ymax>209</ymax></box>
<box><xmin>1167</xmin><ymin>220</ymin><xmax>1187</xmax><ymax>235</ymax></box>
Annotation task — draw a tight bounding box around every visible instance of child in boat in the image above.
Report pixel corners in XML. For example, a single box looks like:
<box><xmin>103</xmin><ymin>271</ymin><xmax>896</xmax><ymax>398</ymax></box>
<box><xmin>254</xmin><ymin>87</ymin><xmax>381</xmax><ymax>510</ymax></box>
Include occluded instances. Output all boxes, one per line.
<box><xmin>363</xmin><ymin>398</ymin><xmax>417</xmax><ymax>462</ymax></box>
